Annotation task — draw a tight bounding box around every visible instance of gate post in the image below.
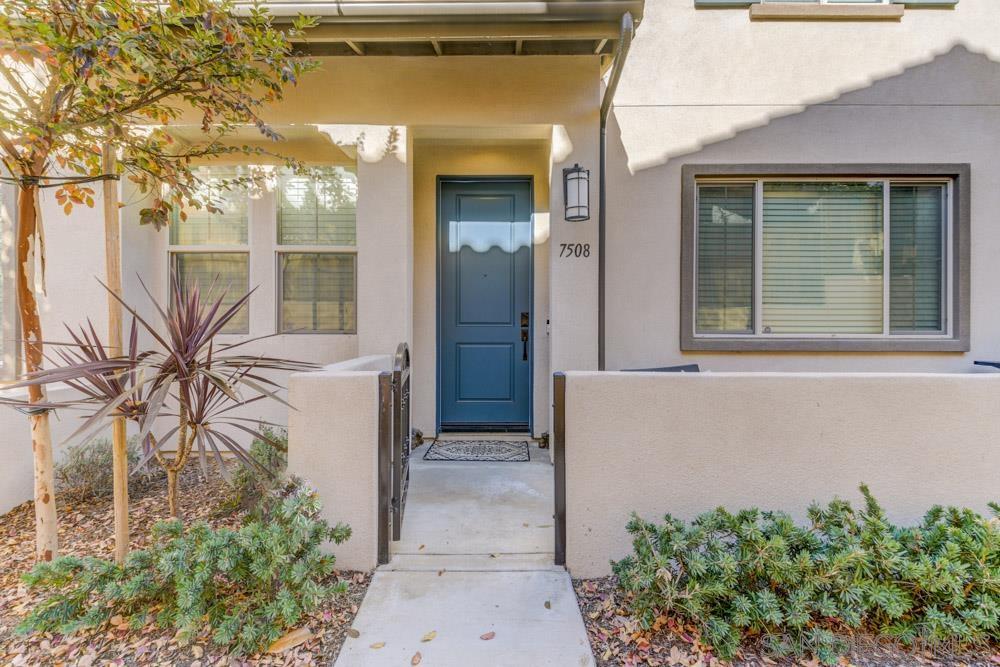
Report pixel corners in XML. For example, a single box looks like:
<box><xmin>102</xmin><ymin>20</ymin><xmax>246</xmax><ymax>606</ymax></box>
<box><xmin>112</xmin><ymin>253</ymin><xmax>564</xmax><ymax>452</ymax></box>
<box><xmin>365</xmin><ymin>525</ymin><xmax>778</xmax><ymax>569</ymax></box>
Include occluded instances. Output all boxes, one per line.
<box><xmin>377</xmin><ymin>371</ymin><xmax>392</xmax><ymax>565</ymax></box>
<box><xmin>553</xmin><ymin>372</ymin><xmax>567</xmax><ymax>567</ymax></box>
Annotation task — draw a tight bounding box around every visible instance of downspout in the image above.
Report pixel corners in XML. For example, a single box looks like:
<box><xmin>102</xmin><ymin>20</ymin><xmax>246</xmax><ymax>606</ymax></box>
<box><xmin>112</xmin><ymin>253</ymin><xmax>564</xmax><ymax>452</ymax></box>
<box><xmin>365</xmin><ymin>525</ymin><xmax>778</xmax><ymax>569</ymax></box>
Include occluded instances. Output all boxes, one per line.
<box><xmin>598</xmin><ymin>11</ymin><xmax>634</xmax><ymax>371</ymax></box>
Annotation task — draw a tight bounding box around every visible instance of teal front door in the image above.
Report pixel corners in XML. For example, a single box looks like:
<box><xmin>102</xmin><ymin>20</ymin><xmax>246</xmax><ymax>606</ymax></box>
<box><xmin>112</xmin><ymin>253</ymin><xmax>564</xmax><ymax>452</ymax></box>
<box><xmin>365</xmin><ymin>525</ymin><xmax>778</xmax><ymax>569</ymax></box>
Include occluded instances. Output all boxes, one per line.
<box><xmin>438</xmin><ymin>178</ymin><xmax>532</xmax><ymax>432</ymax></box>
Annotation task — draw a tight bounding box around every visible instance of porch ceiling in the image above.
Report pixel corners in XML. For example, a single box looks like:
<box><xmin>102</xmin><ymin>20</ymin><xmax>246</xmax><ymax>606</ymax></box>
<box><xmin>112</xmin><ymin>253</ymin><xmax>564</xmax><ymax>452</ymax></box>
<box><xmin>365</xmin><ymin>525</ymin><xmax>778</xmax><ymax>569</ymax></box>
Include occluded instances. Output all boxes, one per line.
<box><xmin>245</xmin><ymin>1</ymin><xmax>643</xmax><ymax>57</ymax></box>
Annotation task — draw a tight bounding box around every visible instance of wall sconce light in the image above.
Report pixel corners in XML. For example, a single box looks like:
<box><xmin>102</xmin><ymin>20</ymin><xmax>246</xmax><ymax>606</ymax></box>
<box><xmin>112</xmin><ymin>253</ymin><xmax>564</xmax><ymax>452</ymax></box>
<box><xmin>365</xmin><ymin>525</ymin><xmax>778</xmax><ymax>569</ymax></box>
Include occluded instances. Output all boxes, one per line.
<box><xmin>563</xmin><ymin>163</ymin><xmax>590</xmax><ymax>222</ymax></box>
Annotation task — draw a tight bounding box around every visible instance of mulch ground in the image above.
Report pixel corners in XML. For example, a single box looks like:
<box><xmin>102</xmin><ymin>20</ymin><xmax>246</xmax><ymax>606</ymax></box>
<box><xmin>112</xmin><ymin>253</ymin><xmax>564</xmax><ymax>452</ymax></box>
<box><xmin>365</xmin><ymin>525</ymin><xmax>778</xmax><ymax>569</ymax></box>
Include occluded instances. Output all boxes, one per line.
<box><xmin>574</xmin><ymin>577</ymin><xmax>1000</xmax><ymax>667</ymax></box>
<box><xmin>0</xmin><ymin>466</ymin><xmax>371</xmax><ymax>666</ymax></box>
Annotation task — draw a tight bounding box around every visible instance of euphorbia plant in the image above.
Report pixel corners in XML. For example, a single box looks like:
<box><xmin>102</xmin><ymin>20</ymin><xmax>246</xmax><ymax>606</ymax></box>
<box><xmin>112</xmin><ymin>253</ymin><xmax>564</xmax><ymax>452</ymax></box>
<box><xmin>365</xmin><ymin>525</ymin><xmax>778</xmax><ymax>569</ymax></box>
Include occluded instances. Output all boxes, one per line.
<box><xmin>2</xmin><ymin>276</ymin><xmax>316</xmax><ymax>518</ymax></box>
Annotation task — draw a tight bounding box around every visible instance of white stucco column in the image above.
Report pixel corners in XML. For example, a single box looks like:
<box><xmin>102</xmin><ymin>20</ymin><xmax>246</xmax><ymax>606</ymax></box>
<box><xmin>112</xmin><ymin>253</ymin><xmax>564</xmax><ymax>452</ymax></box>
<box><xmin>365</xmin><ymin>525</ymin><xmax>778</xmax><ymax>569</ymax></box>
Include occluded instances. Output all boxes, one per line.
<box><xmin>548</xmin><ymin>118</ymin><xmax>601</xmax><ymax>375</ymax></box>
<box><xmin>356</xmin><ymin>128</ymin><xmax>414</xmax><ymax>357</ymax></box>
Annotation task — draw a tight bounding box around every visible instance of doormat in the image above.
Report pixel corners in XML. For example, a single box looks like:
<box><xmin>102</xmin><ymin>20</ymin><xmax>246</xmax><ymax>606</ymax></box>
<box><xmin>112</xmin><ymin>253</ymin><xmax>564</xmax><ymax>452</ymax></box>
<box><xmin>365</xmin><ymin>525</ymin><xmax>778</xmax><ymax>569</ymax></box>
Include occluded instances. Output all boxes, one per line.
<box><xmin>422</xmin><ymin>440</ymin><xmax>530</xmax><ymax>462</ymax></box>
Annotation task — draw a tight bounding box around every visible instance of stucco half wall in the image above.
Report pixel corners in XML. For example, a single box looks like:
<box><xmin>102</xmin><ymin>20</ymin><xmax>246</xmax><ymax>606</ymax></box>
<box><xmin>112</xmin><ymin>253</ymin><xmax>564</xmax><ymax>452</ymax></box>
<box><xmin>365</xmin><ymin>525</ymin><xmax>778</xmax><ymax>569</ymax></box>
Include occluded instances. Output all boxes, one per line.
<box><xmin>287</xmin><ymin>355</ymin><xmax>391</xmax><ymax>573</ymax></box>
<box><xmin>562</xmin><ymin>371</ymin><xmax>1000</xmax><ymax>578</ymax></box>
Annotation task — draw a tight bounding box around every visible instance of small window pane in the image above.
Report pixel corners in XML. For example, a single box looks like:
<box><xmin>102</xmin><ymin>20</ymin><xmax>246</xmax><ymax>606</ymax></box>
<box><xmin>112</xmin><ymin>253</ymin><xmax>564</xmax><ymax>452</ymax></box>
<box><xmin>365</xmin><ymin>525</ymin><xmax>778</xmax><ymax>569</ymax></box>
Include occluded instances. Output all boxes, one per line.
<box><xmin>280</xmin><ymin>253</ymin><xmax>356</xmax><ymax>333</ymax></box>
<box><xmin>762</xmin><ymin>182</ymin><xmax>884</xmax><ymax>334</ymax></box>
<box><xmin>890</xmin><ymin>184</ymin><xmax>945</xmax><ymax>333</ymax></box>
<box><xmin>172</xmin><ymin>253</ymin><xmax>249</xmax><ymax>334</ymax></box>
<box><xmin>278</xmin><ymin>168</ymin><xmax>357</xmax><ymax>246</ymax></box>
<box><xmin>696</xmin><ymin>184</ymin><xmax>754</xmax><ymax>334</ymax></box>
<box><xmin>169</xmin><ymin>167</ymin><xmax>249</xmax><ymax>246</ymax></box>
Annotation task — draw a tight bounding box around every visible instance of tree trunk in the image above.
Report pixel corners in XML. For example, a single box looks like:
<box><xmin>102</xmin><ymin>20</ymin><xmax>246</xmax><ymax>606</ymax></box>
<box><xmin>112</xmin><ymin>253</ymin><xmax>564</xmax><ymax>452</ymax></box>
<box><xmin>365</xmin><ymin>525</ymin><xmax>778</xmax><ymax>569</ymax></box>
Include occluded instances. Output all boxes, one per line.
<box><xmin>102</xmin><ymin>146</ymin><xmax>129</xmax><ymax>564</ymax></box>
<box><xmin>166</xmin><ymin>468</ymin><xmax>179</xmax><ymax>519</ymax></box>
<box><xmin>16</xmin><ymin>183</ymin><xmax>58</xmax><ymax>562</ymax></box>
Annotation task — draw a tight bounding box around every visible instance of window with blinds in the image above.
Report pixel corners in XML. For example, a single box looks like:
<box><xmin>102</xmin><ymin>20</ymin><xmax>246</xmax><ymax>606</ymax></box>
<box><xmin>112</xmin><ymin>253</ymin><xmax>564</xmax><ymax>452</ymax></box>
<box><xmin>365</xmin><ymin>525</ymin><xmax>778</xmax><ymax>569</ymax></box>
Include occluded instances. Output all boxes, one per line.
<box><xmin>168</xmin><ymin>167</ymin><xmax>250</xmax><ymax>334</ymax></box>
<box><xmin>890</xmin><ymin>184</ymin><xmax>945</xmax><ymax>333</ymax></box>
<box><xmin>169</xmin><ymin>167</ymin><xmax>249</xmax><ymax>246</ymax></box>
<box><xmin>279</xmin><ymin>253</ymin><xmax>356</xmax><ymax>333</ymax></box>
<box><xmin>172</xmin><ymin>253</ymin><xmax>250</xmax><ymax>334</ymax></box>
<box><xmin>277</xmin><ymin>167</ymin><xmax>357</xmax><ymax>246</ymax></box>
<box><xmin>276</xmin><ymin>167</ymin><xmax>358</xmax><ymax>334</ymax></box>
<box><xmin>762</xmin><ymin>182</ymin><xmax>884</xmax><ymax>335</ymax></box>
<box><xmin>694</xmin><ymin>178</ymin><xmax>949</xmax><ymax>340</ymax></box>
<box><xmin>696</xmin><ymin>184</ymin><xmax>754</xmax><ymax>334</ymax></box>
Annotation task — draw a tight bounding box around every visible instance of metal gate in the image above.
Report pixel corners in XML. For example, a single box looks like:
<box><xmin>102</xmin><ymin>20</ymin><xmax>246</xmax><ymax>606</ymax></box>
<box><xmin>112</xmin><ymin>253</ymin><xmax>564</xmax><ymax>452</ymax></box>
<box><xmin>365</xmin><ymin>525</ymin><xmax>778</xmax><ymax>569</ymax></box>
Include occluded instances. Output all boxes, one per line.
<box><xmin>378</xmin><ymin>343</ymin><xmax>411</xmax><ymax>565</ymax></box>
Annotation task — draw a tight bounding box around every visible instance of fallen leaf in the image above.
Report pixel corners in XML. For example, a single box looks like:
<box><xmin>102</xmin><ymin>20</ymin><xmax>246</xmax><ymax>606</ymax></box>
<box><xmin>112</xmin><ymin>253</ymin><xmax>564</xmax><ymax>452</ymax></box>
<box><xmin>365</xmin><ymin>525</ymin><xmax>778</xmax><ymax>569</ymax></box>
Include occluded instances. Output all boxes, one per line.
<box><xmin>346</xmin><ymin>628</ymin><xmax>360</xmax><ymax>639</ymax></box>
<box><xmin>267</xmin><ymin>627</ymin><xmax>314</xmax><ymax>654</ymax></box>
<box><xmin>480</xmin><ymin>631</ymin><xmax>495</xmax><ymax>641</ymax></box>
<box><xmin>369</xmin><ymin>642</ymin><xmax>385</xmax><ymax>649</ymax></box>
<box><xmin>412</xmin><ymin>651</ymin><xmax>422</xmax><ymax>665</ymax></box>
<box><xmin>421</xmin><ymin>630</ymin><xmax>437</xmax><ymax>642</ymax></box>
<box><xmin>418</xmin><ymin>544</ymin><xmax>425</xmax><ymax>550</ymax></box>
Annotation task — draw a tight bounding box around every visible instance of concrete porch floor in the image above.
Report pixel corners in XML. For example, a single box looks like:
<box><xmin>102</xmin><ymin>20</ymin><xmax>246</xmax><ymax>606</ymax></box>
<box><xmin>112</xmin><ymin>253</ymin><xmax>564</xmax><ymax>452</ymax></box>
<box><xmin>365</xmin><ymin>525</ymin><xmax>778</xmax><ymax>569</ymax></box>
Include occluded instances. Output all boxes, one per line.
<box><xmin>393</xmin><ymin>441</ymin><xmax>555</xmax><ymax>559</ymax></box>
<box><xmin>333</xmin><ymin>440</ymin><xmax>595</xmax><ymax>666</ymax></box>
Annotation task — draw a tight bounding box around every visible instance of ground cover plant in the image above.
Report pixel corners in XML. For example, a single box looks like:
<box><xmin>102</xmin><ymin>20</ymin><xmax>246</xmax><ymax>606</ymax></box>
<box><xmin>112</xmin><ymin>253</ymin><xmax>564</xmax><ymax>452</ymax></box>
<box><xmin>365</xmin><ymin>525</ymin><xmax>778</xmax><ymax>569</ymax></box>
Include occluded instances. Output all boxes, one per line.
<box><xmin>613</xmin><ymin>486</ymin><xmax>1000</xmax><ymax>665</ymax></box>
<box><xmin>17</xmin><ymin>479</ymin><xmax>350</xmax><ymax>656</ymax></box>
<box><xmin>0</xmin><ymin>464</ymin><xmax>369</xmax><ymax>665</ymax></box>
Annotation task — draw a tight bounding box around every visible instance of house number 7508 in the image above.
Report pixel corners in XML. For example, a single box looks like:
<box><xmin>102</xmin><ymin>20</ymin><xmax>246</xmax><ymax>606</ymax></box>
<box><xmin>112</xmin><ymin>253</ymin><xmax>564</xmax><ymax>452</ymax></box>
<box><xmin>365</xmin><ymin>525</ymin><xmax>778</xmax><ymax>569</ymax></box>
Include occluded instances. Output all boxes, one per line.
<box><xmin>559</xmin><ymin>243</ymin><xmax>591</xmax><ymax>258</ymax></box>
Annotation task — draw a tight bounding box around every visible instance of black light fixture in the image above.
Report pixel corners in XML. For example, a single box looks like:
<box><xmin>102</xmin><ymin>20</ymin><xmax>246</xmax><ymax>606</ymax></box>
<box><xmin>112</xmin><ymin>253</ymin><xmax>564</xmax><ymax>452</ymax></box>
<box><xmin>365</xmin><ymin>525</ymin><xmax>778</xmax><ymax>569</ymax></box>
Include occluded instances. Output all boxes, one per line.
<box><xmin>563</xmin><ymin>163</ymin><xmax>590</xmax><ymax>222</ymax></box>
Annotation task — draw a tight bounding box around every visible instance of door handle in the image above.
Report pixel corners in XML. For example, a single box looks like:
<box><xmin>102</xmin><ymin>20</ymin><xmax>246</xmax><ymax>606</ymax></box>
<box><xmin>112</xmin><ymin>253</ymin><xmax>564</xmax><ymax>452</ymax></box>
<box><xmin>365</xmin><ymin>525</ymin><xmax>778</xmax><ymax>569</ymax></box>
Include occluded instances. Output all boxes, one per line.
<box><xmin>520</xmin><ymin>312</ymin><xmax>529</xmax><ymax>361</ymax></box>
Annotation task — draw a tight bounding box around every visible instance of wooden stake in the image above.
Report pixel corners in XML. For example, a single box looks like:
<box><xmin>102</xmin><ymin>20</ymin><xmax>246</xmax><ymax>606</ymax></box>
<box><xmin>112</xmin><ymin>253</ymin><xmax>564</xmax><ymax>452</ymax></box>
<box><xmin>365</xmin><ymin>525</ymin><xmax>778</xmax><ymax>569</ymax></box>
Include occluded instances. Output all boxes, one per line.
<box><xmin>102</xmin><ymin>145</ymin><xmax>129</xmax><ymax>564</ymax></box>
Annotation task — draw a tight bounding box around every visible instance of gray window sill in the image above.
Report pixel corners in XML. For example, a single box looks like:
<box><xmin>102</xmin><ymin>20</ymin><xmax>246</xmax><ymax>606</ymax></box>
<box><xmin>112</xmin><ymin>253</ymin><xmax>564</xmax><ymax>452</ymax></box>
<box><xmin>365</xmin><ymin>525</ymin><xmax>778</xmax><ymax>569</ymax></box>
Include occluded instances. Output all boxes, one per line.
<box><xmin>681</xmin><ymin>337</ymin><xmax>969</xmax><ymax>353</ymax></box>
<box><xmin>749</xmin><ymin>4</ymin><xmax>905</xmax><ymax>20</ymax></box>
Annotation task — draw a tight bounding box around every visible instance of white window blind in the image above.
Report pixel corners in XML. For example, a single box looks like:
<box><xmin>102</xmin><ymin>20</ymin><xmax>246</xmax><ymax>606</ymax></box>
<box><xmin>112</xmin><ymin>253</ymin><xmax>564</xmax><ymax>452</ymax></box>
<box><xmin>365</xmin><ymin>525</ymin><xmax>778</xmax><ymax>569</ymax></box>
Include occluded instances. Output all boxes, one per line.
<box><xmin>890</xmin><ymin>184</ymin><xmax>946</xmax><ymax>333</ymax></box>
<box><xmin>762</xmin><ymin>182</ymin><xmax>884</xmax><ymax>335</ymax></box>
<box><xmin>278</xmin><ymin>167</ymin><xmax>357</xmax><ymax>246</ymax></box>
<box><xmin>696</xmin><ymin>184</ymin><xmax>754</xmax><ymax>334</ymax></box>
<box><xmin>279</xmin><ymin>253</ymin><xmax>356</xmax><ymax>333</ymax></box>
<box><xmin>172</xmin><ymin>252</ymin><xmax>250</xmax><ymax>334</ymax></box>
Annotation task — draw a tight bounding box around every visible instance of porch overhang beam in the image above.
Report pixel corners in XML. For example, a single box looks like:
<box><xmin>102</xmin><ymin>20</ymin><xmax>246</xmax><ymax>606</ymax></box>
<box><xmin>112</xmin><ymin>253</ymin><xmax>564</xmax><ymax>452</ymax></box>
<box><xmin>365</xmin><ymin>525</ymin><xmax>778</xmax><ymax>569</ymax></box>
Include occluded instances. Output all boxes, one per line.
<box><xmin>295</xmin><ymin>21</ymin><xmax>622</xmax><ymax>43</ymax></box>
<box><xmin>244</xmin><ymin>1</ymin><xmax>644</xmax><ymax>22</ymax></box>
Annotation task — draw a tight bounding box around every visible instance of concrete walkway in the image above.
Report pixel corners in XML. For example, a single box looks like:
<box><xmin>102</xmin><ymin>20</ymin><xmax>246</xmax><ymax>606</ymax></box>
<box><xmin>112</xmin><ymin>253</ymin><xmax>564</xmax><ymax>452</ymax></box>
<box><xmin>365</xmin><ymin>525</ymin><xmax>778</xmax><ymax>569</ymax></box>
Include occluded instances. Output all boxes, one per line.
<box><xmin>333</xmin><ymin>442</ymin><xmax>595</xmax><ymax>667</ymax></box>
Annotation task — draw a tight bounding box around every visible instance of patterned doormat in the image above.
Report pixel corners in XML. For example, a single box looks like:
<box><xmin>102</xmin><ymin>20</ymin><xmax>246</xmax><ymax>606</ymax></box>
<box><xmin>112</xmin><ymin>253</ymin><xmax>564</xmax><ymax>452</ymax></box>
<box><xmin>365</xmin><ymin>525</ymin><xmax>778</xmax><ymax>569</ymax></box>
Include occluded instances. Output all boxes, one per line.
<box><xmin>422</xmin><ymin>440</ymin><xmax>530</xmax><ymax>462</ymax></box>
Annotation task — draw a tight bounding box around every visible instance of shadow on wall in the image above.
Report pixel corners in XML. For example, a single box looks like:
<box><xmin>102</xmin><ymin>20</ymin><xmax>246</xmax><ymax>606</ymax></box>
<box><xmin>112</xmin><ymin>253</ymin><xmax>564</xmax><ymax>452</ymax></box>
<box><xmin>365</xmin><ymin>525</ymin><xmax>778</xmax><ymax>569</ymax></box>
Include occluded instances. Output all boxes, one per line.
<box><xmin>616</xmin><ymin>44</ymin><xmax>1000</xmax><ymax>174</ymax></box>
<box><xmin>602</xmin><ymin>45</ymin><xmax>1000</xmax><ymax>371</ymax></box>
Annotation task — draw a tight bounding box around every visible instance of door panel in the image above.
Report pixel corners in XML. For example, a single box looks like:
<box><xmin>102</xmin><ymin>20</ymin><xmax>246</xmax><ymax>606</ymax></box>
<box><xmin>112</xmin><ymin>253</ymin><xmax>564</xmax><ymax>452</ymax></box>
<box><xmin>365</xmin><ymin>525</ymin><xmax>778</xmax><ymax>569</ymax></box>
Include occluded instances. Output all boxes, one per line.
<box><xmin>439</xmin><ymin>179</ymin><xmax>532</xmax><ymax>430</ymax></box>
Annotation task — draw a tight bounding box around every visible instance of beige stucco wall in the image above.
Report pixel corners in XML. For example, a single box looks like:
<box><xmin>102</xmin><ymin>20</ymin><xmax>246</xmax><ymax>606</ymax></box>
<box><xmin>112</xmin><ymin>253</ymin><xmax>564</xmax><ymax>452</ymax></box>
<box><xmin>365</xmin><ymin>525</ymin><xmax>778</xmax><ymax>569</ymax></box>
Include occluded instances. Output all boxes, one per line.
<box><xmin>604</xmin><ymin>0</ymin><xmax>1000</xmax><ymax>372</ymax></box>
<box><xmin>563</xmin><ymin>371</ymin><xmax>1000</xmax><ymax>578</ymax></box>
<box><xmin>0</xmin><ymin>385</ymin><xmax>108</xmax><ymax>515</ymax></box>
<box><xmin>411</xmin><ymin>140</ymin><xmax>552</xmax><ymax>436</ymax></box>
<box><xmin>287</xmin><ymin>355</ymin><xmax>391</xmax><ymax>572</ymax></box>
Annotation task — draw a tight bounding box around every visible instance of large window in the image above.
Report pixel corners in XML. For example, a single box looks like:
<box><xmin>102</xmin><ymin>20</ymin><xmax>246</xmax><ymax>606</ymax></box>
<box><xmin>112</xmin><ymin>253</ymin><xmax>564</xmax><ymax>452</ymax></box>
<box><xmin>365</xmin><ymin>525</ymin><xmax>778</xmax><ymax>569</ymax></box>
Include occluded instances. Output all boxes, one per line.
<box><xmin>276</xmin><ymin>167</ymin><xmax>357</xmax><ymax>333</ymax></box>
<box><xmin>682</xmin><ymin>166</ymin><xmax>969</xmax><ymax>351</ymax></box>
<box><xmin>168</xmin><ymin>167</ymin><xmax>250</xmax><ymax>334</ymax></box>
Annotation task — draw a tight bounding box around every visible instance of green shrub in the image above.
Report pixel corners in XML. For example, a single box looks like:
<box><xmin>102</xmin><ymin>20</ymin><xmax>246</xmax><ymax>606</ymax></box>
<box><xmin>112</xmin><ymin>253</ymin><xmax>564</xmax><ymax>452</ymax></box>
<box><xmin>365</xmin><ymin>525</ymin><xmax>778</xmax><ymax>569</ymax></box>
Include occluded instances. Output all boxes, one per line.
<box><xmin>55</xmin><ymin>436</ymin><xmax>161</xmax><ymax>501</ymax></box>
<box><xmin>613</xmin><ymin>486</ymin><xmax>1000</xmax><ymax>664</ymax></box>
<box><xmin>18</xmin><ymin>479</ymin><xmax>351</xmax><ymax>655</ymax></box>
<box><xmin>219</xmin><ymin>426</ymin><xmax>288</xmax><ymax>514</ymax></box>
